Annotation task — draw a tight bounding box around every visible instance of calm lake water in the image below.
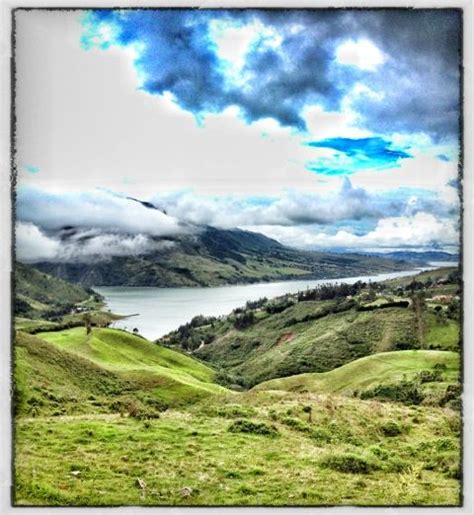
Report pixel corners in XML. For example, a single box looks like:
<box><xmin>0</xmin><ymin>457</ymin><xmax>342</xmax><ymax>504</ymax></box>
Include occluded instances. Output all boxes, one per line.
<box><xmin>95</xmin><ymin>266</ymin><xmax>442</xmax><ymax>340</ymax></box>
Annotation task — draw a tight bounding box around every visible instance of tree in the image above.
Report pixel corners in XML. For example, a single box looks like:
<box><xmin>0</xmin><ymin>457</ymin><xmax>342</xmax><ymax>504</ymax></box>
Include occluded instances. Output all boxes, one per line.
<box><xmin>83</xmin><ymin>313</ymin><xmax>92</xmax><ymax>335</ymax></box>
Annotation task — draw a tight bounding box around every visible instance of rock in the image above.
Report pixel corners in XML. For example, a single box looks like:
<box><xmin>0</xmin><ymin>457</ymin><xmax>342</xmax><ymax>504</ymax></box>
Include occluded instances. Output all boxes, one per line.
<box><xmin>179</xmin><ymin>486</ymin><xmax>193</xmax><ymax>497</ymax></box>
<box><xmin>136</xmin><ymin>478</ymin><xmax>146</xmax><ymax>490</ymax></box>
<box><xmin>70</xmin><ymin>470</ymin><xmax>81</xmax><ymax>477</ymax></box>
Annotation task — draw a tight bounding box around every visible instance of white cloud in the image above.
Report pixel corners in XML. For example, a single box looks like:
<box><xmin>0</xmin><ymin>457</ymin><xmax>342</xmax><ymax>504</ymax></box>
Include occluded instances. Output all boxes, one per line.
<box><xmin>15</xmin><ymin>221</ymin><xmax>175</xmax><ymax>263</ymax></box>
<box><xmin>17</xmin><ymin>187</ymin><xmax>187</xmax><ymax>236</ymax></box>
<box><xmin>302</xmin><ymin>104</ymin><xmax>370</xmax><ymax>140</ymax></box>
<box><xmin>246</xmin><ymin>212</ymin><xmax>458</xmax><ymax>251</ymax></box>
<box><xmin>16</xmin><ymin>222</ymin><xmax>61</xmax><ymax>262</ymax></box>
<box><xmin>335</xmin><ymin>38</ymin><xmax>386</xmax><ymax>71</ymax></box>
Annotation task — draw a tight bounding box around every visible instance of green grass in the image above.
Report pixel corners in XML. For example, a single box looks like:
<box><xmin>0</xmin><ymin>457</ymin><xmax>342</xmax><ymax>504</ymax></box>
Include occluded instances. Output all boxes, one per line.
<box><xmin>424</xmin><ymin>314</ymin><xmax>460</xmax><ymax>351</ymax></box>
<box><xmin>14</xmin><ymin>391</ymin><xmax>461</xmax><ymax>506</ymax></box>
<box><xmin>14</xmin><ymin>332</ymin><xmax>131</xmax><ymax>417</ymax></box>
<box><xmin>253</xmin><ymin>350</ymin><xmax>459</xmax><ymax>395</ymax></box>
<box><xmin>36</xmin><ymin>328</ymin><xmax>227</xmax><ymax>402</ymax></box>
<box><xmin>15</xmin><ymin>262</ymin><xmax>91</xmax><ymax>316</ymax></box>
<box><xmin>191</xmin><ymin>303</ymin><xmax>420</xmax><ymax>387</ymax></box>
<box><xmin>384</xmin><ymin>267</ymin><xmax>458</xmax><ymax>288</ymax></box>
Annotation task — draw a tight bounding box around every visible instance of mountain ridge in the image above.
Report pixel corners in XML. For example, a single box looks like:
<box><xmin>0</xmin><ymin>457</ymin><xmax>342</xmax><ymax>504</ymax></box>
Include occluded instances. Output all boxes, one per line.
<box><xmin>29</xmin><ymin>226</ymin><xmax>413</xmax><ymax>287</ymax></box>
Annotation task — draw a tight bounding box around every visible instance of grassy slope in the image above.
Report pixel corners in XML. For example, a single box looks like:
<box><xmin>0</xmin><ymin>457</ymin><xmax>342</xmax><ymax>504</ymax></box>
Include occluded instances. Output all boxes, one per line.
<box><xmin>168</xmin><ymin>267</ymin><xmax>460</xmax><ymax>387</ymax></box>
<box><xmin>253</xmin><ymin>350</ymin><xmax>459</xmax><ymax>394</ymax></box>
<box><xmin>15</xmin><ymin>332</ymin><xmax>131</xmax><ymax>416</ymax></box>
<box><xmin>16</xmin><ymin>328</ymin><xmax>227</xmax><ymax>414</ymax></box>
<box><xmin>34</xmin><ymin>227</ymin><xmax>413</xmax><ymax>288</ymax></box>
<box><xmin>192</xmin><ymin>303</ymin><xmax>420</xmax><ymax>387</ymax></box>
<box><xmin>15</xmin><ymin>262</ymin><xmax>90</xmax><ymax>314</ymax></box>
<box><xmin>15</xmin><ymin>391</ymin><xmax>460</xmax><ymax>506</ymax></box>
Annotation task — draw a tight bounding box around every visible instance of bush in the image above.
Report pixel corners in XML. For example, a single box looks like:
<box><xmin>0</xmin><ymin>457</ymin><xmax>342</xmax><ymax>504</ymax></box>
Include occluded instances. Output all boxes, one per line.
<box><xmin>310</xmin><ymin>427</ymin><xmax>332</xmax><ymax>444</ymax></box>
<box><xmin>416</xmin><ymin>369</ymin><xmax>443</xmax><ymax>383</ymax></box>
<box><xmin>228</xmin><ymin>419</ymin><xmax>278</xmax><ymax>437</ymax></box>
<box><xmin>281</xmin><ymin>416</ymin><xmax>313</xmax><ymax>432</ymax></box>
<box><xmin>233</xmin><ymin>311</ymin><xmax>256</xmax><ymax>330</ymax></box>
<box><xmin>320</xmin><ymin>453</ymin><xmax>377</xmax><ymax>474</ymax></box>
<box><xmin>214</xmin><ymin>404</ymin><xmax>257</xmax><ymax>419</ymax></box>
<box><xmin>440</xmin><ymin>384</ymin><xmax>461</xmax><ymax>409</ymax></box>
<box><xmin>368</xmin><ymin>445</ymin><xmax>389</xmax><ymax>460</ymax></box>
<box><xmin>381</xmin><ymin>421</ymin><xmax>403</xmax><ymax>436</ymax></box>
<box><xmin>360</xmin><ymin>379</ymin><xmax>424</xmax><ymax>405</ymax></box>
<box><xmin>131</xmin><ymin>407</ymin><xmax>161</xmax><ymax>420</ymax></box>
<box><xmin>386</xmin><ymin>456</ymin><xmax>410</xmax><ymax>473</ymax></box>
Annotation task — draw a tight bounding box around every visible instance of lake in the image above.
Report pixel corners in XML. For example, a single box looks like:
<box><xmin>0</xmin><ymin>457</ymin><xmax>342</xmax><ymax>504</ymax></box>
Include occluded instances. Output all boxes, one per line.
<box><xmin>95</xmin><ymin>266</ymin><xmax>441</xmax><ymax>340</ymax></box>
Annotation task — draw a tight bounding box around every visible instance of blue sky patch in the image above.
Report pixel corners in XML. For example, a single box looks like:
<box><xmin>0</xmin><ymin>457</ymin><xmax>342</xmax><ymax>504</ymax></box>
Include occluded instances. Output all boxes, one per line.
<box><xmin>305</xmin><ymin>137</ymin><xmax>412</xmax><ymax>176</ymax></box>
<box><xmin>24</xmin><ymin>164</ymin><xmax>40</xmax><ymax>174</ymax></box>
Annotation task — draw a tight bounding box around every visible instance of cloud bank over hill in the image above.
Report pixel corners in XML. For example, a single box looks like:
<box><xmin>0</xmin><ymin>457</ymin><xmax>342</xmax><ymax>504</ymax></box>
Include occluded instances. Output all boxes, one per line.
<box><xmin>14</xmin><ymin>9</ymin><xmax>461</xmax><ymax>262</ymax></box>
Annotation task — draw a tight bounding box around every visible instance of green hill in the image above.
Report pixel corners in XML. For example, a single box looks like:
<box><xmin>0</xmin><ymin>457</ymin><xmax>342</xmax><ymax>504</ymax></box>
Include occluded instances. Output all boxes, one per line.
<box><xmin>15</xmin><ymin>386</ymin><xmax>461</xmax><ymax>506</ymax></box>
<box><xmin>15</xmin><ymin>328</ymin><xmax>227</xmax><ymax>417</ymax></box>
<box><xmin>253</xmin><ymin>350</ymin><xmax>459</xmax><ymax>396</ymax></box>
<box><xmin>15</xmin><ymin>261</ymin><xmax>92</xmax><ymax>318</ymax></box>
<box><xmin>166</xmin><ymin>302</ymin><xmax>420</xmax><ymax>388</ymax></box>
<box><xmin>162</xmin><ymin>268</ymin><xmax>460</xmax><ymax>388</ymax></box>
<box><xmin>35</xmin><ymin>327</ymin><xmax>227</xmax><ymax>404</ymax></box>
<box><xmin>32</xmin><ymin>227</ymin><xmax>412</xmax><ymax>287</ymax></box>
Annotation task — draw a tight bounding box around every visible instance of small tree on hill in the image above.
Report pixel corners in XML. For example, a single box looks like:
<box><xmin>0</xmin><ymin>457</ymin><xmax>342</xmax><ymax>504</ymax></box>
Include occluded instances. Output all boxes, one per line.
<box><xmin>83</xmin><ymin>313</ymin><xmax>92</xmax><ymax>335</ymax></box>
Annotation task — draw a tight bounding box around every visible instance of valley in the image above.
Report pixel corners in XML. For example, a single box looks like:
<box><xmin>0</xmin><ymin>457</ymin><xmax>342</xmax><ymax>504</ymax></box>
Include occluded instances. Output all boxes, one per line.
<box><xmin>13</xmin><ymin>262</ymin><xmax>462</xmax><ymax>506</ymax></box>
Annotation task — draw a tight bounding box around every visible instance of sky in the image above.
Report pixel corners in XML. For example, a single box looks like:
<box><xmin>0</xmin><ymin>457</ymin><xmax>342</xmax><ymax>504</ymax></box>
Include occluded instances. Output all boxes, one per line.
<box><xmin>14</xmin><ymin>9</ymin><xmax>462</xmax><ymax>262</ymax></box>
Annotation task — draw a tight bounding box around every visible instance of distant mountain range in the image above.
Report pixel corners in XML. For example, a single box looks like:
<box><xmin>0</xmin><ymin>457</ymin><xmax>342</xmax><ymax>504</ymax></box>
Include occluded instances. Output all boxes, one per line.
<box><xmin>366</xmin><ymin>251</ymin><xmax>459</xmax><ymax>263</ymax></box>
<box><xmin>30</xmin><ymin>226</ymin><xmax>414</xmax><ymax>288</ymax></box>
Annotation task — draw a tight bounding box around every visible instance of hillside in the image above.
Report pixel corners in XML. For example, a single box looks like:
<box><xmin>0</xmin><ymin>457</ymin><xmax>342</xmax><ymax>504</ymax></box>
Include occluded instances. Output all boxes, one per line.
<box><xmin>31</xmin><ymin>226</ymin><xmax>412</xmax><ymax>287</ymax></box>
<box><xmin>34</xmin><ymin>327</ymin><xmax>227</xmax><ymax>406</ymax></box>
<box><xmin>160</xmin><ymin>268</ymin><xmax>461</xmax><ymax>387</ymax></box>
<box><xmin>15</xmin><ymin>261</ymin><xmax>93</xmax><ymax>318</ymax></box>
<box><xmin>15</xmin><ymin>384</ymin><xmax>461</xmax><ymax>506</ymax></box>
<box><xmin>253</xmin><ymin>350</ymin><xmax>459</xmax><ymax>399</ymax></box>
<box><xmin>13</xmin><ymin>264</ymin><xmax>461</xmax><ymax>506</ymax></box>
<box><xmin>368</xmin><ymin>251</ymin><xmax>458</xmax><ymax>263</ymax></box>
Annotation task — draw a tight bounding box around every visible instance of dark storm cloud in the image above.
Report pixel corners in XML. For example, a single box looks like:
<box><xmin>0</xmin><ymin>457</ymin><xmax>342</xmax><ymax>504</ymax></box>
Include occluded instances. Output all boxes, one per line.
<box><xmin>81</xmin><ymin>8</ymin><xmax>461</xmax><ymax>140</ymax></box>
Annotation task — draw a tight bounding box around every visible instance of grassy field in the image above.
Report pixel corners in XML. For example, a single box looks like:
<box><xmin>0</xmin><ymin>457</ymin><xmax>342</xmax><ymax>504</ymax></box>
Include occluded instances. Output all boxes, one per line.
<box><xmin>424</xmin><ymin>314</ymin><xmax>460</xmax><ymax>351</ymax></box>
<box><xmin>15</xmin><ymin>328</ymin><xmax>227</xmax><ymax>416</ymax></box>
<box><xmin>253</xmin><ymin>350</ymin><xmax>459</xmax><ymax>395</ymax></box>
<box><xmin>14</xmin><ymin>391</ymin><xmax>461</xmax><ymax>506</ymax></box>
<box><xmin>13</xmin><ymin>265</ymin><xmax>462</xmax><ymax>506</ymax></box>
<box><xmin>189</xmin><ymin>304</ymin><xmax>420</xmax><ymax>387</ymax></box>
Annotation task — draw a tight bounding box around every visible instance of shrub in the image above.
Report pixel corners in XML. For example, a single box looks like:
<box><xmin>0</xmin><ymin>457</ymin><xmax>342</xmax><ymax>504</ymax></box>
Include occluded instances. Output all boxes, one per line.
<box><xmin>381</xmin><ymin>421</ymin><xmax>403</xmax><ymax>436</ymax></box>
<box><xmin>228</xmin><ymin>419</ymin><xmax>278</xmax><ymax>437</ymax></box>
<box><xmin>320</xmin><ymin>453</ymin><xmax>377</xmax><ymax>474</ymax></box>
<box><xmin>416</xmin><ymin>368</ymin><xmax>443</xmax><ymax>383</ymax></box>
<box><xmin>310</xmin><ymin>427</ymin><xmax>332</xmax><ymax>444</ymax></box>
<box><xmin>131</xmin><ymin>407</ymin><xmax>161</xmax><ymax>420</ymax></box>
<box><xmin>386</xmin><ymin>456</ymin><xmax>410</xmax><ymax>473</ymax></box>
<box><xmin>440</xmin><ymin>384</ymin><xmax>461</xmax><ymax>409</ymax></box>
<box><xmin>368</xmin><ymin>445</ymin><xmax>389</xmax><ymax>460</ymax></box>
<box><xmin>233</xmin><ymin>311</ymin><xmax>256</xmax><ymax>330</ymax></box>
<box><xmin>281</xmin><ymin>416</ymin><xmax>311</xmax><ymax>433</ymax></box>
<box><xmin>214</xmin><ymin>404</ymin><xmax>257</xmax><ymax>419</ymax></box>
<box><xmin>360</xmin><ymin>379</ymin><xmax>424</xmax><ymax>405</ymax></box>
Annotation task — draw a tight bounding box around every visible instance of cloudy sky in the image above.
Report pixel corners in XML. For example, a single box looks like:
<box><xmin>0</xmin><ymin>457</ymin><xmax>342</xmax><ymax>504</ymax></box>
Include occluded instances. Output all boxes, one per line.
<box><xmin>15</xmin><ymin>9</ymin><xmax>461</xmax><ymax>262</ymax></box>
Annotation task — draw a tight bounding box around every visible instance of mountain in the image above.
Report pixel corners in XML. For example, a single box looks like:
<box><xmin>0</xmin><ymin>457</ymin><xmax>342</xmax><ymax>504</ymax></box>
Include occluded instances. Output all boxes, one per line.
<box><xmin>367</xmin><ymin>251</ymin><xmax>459</xmax><ymax>263</ymax></box>
<box><xmin>15</xmin><ymin>261</ymin><xmax>92</xmax><ymax>318</ymax></box>
<box><xmin>30</xmin><ymin>226</ymin><xmax>413</xmax><ymax>287</ymax></box>
<box><xmin>159</xmin><ymin>267</ymin><xmax>460</xmax><ymax>387</ymax></box>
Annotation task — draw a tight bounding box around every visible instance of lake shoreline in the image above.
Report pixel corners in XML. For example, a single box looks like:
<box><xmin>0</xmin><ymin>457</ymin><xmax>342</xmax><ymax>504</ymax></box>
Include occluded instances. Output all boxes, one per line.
<box><xmin>95</xmin><ymin>264</ymin><xmax>456</xmax><ymax>340</ymax></box>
